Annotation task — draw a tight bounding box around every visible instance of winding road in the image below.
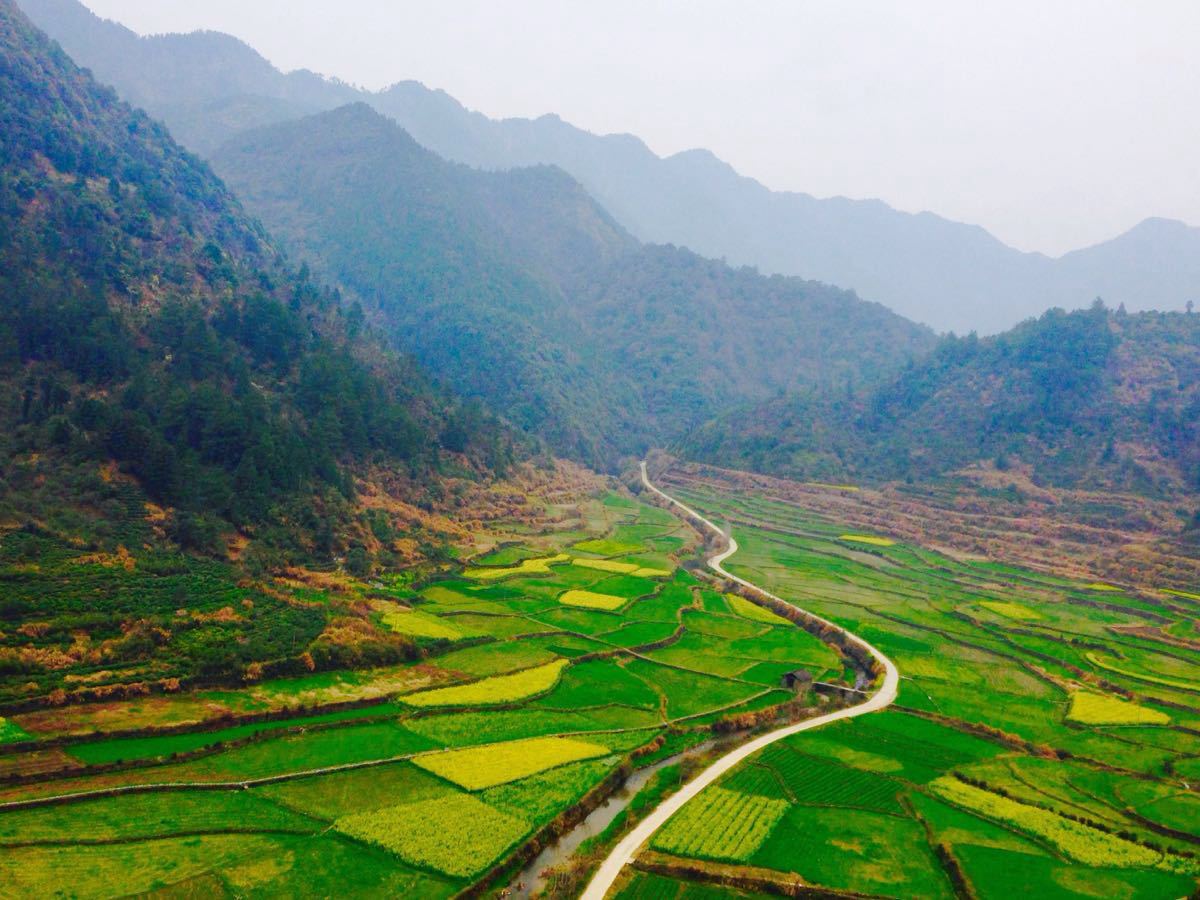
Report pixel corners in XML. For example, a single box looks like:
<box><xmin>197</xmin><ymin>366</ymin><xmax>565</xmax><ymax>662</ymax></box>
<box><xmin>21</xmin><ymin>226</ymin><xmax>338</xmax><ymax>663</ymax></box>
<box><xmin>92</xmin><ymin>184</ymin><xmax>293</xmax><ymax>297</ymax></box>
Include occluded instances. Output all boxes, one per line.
<box><xmin>579</xmin><ymin>463</ymin><xmax>900</xmax><ymax>899</ymax></box>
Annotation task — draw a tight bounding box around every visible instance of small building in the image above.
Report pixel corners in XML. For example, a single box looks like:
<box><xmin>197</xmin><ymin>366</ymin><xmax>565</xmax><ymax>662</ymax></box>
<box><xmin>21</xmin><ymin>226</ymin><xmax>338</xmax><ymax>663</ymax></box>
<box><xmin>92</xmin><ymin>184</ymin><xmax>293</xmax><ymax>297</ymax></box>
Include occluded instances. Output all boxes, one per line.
<box><xmin>780</xmin><ymin>668</ymin><xmax>813</xmax><ymax>692</ymax></box>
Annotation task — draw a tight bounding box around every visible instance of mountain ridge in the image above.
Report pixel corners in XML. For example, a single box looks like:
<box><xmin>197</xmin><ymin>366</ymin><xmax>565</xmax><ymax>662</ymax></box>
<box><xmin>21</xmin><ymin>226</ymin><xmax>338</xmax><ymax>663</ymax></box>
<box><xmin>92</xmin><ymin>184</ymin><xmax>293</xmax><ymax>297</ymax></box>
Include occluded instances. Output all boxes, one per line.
<box><xmin>679</xmin><ymin>304</ymin><xmax>1200</xmax><ymax>498</ymax></box>
<box><xmin>0</xmin><ymin>0</ymin><xmax>515</xmax><ymax>565</ymax></box>
<box><xmin>19</xmin><ymin>0</ymin><xmax>1200</xmax><ymax>335</ymax></box>
<box><xmin>211</xmin><ymin>101</ymin><xmax>934</xmax><ymax>466</ymax></box>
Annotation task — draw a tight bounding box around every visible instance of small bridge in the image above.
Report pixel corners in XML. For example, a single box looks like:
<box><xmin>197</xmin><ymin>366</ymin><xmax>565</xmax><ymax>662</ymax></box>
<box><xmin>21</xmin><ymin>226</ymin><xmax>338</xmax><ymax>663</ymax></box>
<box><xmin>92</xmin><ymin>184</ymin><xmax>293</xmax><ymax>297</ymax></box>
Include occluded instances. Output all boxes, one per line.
<box><xmin>813</xmin><ymin>681</ymin><xmax>869</xmax><ymax>696</ymax></box>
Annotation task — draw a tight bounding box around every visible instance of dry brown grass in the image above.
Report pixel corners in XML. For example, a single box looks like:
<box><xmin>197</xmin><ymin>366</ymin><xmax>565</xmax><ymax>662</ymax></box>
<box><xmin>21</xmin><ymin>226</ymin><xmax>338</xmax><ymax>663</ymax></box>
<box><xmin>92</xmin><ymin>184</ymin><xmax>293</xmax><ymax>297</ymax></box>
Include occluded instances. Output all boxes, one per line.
<box><xmin>662</xmin><ymin>459</ymin><xmax>1200</xmax><ymax>591</ymax></box>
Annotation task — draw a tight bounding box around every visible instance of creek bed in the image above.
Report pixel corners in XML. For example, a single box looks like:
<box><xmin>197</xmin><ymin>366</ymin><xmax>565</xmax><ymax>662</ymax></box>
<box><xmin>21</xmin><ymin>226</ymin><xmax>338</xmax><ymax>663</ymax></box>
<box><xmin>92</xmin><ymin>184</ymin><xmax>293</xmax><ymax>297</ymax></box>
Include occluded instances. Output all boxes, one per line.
<box><xmin>506</xmin><ymin>739</ymin><xmax>717</xmax><ymax>898</ymax></box>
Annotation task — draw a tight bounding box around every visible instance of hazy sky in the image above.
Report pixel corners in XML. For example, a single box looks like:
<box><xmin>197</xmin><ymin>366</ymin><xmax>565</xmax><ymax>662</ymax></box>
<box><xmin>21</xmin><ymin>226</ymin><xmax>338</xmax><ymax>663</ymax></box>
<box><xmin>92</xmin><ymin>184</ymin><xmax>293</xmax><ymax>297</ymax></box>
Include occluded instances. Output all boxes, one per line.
<box><xmin>82</xmin><ymin>1</ymin><xmax>1199</xmax><ymax>256</ymax></box>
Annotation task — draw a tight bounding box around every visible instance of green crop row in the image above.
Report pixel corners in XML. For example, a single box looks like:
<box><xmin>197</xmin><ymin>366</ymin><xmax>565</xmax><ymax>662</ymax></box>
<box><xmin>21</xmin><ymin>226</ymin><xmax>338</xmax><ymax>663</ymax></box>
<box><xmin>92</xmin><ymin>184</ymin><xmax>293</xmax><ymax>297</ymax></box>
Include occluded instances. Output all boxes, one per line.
<box><xmin>930</xmin><ymin>776</ymin><xmax>1194</xmax><ymax>874</ymax></box>
<box><xmin>652</xmin><ymin>787</ymin><xmax>789</xmax><ymax>862</ymax></box>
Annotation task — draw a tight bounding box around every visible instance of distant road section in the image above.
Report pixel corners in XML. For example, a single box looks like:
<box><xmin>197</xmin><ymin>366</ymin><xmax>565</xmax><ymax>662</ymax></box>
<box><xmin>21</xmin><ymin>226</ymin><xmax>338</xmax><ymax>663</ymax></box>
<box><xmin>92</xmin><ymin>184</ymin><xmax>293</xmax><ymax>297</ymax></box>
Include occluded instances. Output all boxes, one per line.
<box><xmin>580</xmin><ymin>463</ymin><xmax>901</xmax><ymax>899</ymax></box>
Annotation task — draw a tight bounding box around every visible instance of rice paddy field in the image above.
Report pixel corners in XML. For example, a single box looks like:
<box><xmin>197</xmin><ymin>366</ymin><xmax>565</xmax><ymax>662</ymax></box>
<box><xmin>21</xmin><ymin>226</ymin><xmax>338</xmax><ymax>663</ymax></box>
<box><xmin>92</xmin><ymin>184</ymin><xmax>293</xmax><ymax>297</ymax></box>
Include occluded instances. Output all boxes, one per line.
<box><xmin>612</xmin><ymin>470</ymin><xmax>1200</xmax><ymax>900</ymax></box>
<box><xmin>0</xmin><ymin>491</ymin><xmax>841</xmax><ymax>898</ymax></box>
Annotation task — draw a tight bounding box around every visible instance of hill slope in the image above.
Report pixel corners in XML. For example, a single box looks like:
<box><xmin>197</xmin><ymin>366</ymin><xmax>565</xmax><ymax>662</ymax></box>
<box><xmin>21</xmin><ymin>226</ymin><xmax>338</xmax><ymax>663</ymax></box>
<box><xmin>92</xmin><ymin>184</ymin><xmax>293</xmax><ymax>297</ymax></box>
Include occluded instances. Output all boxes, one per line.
<box><xmin>681</xmin><ymin>305</ymin><xmax>1200</xmax><ymax>497</ymax></box>
<box><xmin>210</xmin><ymin>103</ymin><xmax>934</xmax><ymax>466</ymax></box>
<box><xmin>0</xmin><ymin>0</ymin><xmax>512</xmax><ymax>559</ymax></box>
<box><xmin>19</xmin><ymin>0</ymin><xmax>1200</xmax><ymax>335</ymax></box>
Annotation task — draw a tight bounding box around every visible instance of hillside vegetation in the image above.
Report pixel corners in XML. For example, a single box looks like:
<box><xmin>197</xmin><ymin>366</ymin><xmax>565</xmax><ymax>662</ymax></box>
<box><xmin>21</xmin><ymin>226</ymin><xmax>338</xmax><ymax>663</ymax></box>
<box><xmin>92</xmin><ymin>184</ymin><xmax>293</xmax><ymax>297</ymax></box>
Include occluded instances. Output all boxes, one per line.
<box><xmin>681</xmin><ymin>304</ymin><xmax>1200</xmax><ymax>499</ymax></box>
<box><xmin>0</xmin><ymin>0</ymin><xmax>514</xmax><ymax>561</ymax></box>
<box><xmin>211</xmin><ymin>104</ymin><xmax>933</xmax><ymax>466</ymax></box>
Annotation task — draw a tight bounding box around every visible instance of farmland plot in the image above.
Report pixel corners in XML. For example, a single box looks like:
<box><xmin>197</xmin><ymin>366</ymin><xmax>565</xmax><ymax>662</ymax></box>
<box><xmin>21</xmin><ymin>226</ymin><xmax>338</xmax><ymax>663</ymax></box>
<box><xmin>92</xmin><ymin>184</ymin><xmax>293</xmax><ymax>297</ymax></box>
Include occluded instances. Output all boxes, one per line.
<box><xmin>641</xmin><ymin>473</ymin><xmax>1200</xmax><ymax>900</ymax></box>
<box><xmin>1066</xmin><ymin>691</ymin><xmax>1170</xmax><ymax>726</ymax></box>
<box><xmin>651</xmin><ymin>787</ymin><xmax>789</xmax><ymax>862</ymax></box>
<box><xmin>336</xmin><ymin>793</ymin><xmax>528</xmax><ymax>878</ymax></box>
<box><xmin>401</xmin><ymin>660</ymin><xmax>568</xmax><ymax>707</ymax></box>
<box><xmin>0</xmin><ymin>490</ymin><xmax>873</xmax><ymax>897</ymax></box>
<box><xmin>412</xmin><ymin>735</ymin><xmax>610</xmax><ymax>789</ymax></box>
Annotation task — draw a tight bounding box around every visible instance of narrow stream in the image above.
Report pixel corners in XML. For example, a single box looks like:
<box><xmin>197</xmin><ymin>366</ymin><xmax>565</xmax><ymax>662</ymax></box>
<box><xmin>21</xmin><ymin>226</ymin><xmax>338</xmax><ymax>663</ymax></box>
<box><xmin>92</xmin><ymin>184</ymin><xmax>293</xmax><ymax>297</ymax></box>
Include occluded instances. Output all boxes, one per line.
<box><xmin>505</xmin><ymin>740</ymin><xmax>716</xmax><ymax>899</ymax></box>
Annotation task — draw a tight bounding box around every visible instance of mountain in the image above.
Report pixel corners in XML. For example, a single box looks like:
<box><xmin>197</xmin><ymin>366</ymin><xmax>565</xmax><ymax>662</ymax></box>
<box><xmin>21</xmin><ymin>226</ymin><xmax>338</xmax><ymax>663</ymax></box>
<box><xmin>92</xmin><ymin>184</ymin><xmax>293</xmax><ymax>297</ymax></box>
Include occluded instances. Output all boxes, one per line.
<box><xmin>19</xmin><ymin>0</ymin><xmax>1200</xmax><ymax>335</ymax></box>
<box><xmin>14</xmin><ymin>0</ymin><xmax>359</xmax><ymax>154</ymax></box>
<box><xmin>209</xmin><ymin>103</ymin><xmax>934</xmax><ymax>466</ymax></box>
<box><xmin>0</xmin><ymin>0</ymin><xmax>513</xmax><ymax>561</ymax></box>
<box><xmin>680</xmin><ymin>304</ymin><xmax>1200</xmax><ymax>497</ymax></box>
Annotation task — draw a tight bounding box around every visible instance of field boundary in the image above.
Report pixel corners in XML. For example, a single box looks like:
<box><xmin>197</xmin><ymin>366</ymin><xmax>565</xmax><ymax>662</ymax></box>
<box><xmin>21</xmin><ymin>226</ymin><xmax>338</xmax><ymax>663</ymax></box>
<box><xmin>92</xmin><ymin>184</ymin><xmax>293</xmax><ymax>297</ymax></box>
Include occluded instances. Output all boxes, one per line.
<box><xmin>579</xmin><ymin>462</ymin><xmax>900</xmax><ymax>899</ymax></box>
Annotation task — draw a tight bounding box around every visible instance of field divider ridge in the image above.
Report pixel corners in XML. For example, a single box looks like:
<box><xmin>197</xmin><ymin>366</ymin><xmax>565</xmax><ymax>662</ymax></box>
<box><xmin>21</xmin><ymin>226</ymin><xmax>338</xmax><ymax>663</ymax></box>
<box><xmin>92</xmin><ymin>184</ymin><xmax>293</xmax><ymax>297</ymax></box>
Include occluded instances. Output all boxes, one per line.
<box><xmin>579</xmin><ymin>462</ymin><xmax>900</xmax><ymax>900</ymax></box>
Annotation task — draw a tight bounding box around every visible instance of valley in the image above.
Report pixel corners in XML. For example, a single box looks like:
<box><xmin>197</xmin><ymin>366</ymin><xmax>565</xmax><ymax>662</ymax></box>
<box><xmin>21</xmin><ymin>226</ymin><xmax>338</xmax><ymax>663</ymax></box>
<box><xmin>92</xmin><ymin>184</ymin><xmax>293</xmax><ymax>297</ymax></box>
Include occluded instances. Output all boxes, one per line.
<box><xmin>598</xmin><ymin>463</ymin><xmax>1200</xmax><ymax>899</ymax></box>
<box><xmin>2</xmin><ymin>458</ymin><xmax>1195</xmax><ymax>898</ymax></box>
<box><xmin>0</xmin><ymin>486</ymin><xmax>857</xmax><ymax>895</ymax></box>
<box><xmin>0</xmin><ymin>1</ymin><xmax>1196</xmax><ymax>897</ymax></box>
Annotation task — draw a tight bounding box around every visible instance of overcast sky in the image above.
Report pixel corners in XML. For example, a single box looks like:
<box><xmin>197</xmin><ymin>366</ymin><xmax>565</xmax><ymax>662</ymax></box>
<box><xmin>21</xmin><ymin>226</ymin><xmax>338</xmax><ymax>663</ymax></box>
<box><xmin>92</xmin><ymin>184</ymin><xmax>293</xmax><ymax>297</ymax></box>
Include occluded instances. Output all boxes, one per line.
<box><xmin>82</xmin><ymin>0</ymin><xmax>1199</xmax><ymax>256</ymax></box>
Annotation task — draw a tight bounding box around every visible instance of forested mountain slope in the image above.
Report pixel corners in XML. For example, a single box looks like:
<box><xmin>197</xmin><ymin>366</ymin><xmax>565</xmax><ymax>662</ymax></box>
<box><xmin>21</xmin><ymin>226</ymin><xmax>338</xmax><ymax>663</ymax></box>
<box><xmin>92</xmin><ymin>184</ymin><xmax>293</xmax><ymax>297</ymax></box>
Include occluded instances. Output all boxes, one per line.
<box><xmin>0</xmin><ymin>0</ymin><xmax>514</xmax><ymax>560</ymax></box>
<box><xmin>19</xmin><ymin>0</ymin><xmax>1200</xmax><ymax>335</ymax></box>
<box><xmin>681</xmin><ymin>305</ymin><xmax>1200</xmax><ymax>498</ymax></box>
<box><xmin>211</xmin><ymin>104</ymin><xmax>934</xmax><ymax>466</ymax></box>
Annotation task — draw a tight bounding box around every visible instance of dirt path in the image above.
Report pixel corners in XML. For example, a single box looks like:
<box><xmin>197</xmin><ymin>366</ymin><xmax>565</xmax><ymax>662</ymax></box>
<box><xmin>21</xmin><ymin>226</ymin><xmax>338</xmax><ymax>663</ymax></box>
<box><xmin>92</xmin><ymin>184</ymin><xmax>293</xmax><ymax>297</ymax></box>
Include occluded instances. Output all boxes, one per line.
<box><xmin>579</xmin><ymin>463</ymin><xmax>900</xmax><ymax>899</ymax></box>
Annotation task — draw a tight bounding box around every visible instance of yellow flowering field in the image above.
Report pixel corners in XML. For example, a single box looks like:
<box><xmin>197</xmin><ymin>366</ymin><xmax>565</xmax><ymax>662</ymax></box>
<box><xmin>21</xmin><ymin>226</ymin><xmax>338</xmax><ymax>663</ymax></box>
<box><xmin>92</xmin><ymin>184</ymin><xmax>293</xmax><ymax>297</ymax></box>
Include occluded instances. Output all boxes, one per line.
<box><xmin>978</xmin><ymin>601</ymin><xmax>1042</xmax><ymax>621</ymax></box>
<box><xmin>413</xmin><ymin>735</ymin><xmax>610</xmax><ymax>790</ymax></box>
<box><xmin>572</xmin><ymin>558</ymin><xmax>640</xmax><ymax>574</ymax></box>
<box><xmin>726</xmin><ymin>593</ymin><xmax>790</xmax><ymax>626</ymax></box>
<box><xmin>930</xmin><ymin>776</ymin><xmax>1188</xmax><ymax>872</ymax></box>
<box><xmin>380</xmin><ymin>608</ymin><xmax>464</xmax><ymax>640</ymax></box>
<box><xmin>1066</xmin><ymin>692</ymin><xmax>1169</xmax><ymax>726</ymax></box>
<box><xmin>462</xmin><ymin>553</ymin><xmax>569</xmax><ymax>580</ymax></box>
<box><xmin>560</xmin><ymin>589</ymin><xmax>627</xmax><ymax>610</ymax></box>
<box><xmin>401</xmin><ymin>660</ymin><xmax>567</xmax><ymax>707</ymax></box>
<box><xmin>336</xmin><ymin>792</ymin><xmax>528</xmax><ymax>877</ymax></box>
<box><xmin>839</xmin><ymin>534</ymin><xmax>895</xmax><ymax>547</ymax></box>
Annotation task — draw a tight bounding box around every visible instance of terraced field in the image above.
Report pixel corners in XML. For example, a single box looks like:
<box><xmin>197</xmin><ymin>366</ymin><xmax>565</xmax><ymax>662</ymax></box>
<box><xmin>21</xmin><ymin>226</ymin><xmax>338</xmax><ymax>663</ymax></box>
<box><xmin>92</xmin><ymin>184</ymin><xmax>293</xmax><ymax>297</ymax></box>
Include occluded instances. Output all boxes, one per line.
<box><xmin>0</xmin><ymin>491</ymin><xmax>842</xmax><ymax>897</ymax></box>
<box><xmin>613</xmin><ymin>470</ymin><xmax>1200</xmax><ymax>899</ymax></box>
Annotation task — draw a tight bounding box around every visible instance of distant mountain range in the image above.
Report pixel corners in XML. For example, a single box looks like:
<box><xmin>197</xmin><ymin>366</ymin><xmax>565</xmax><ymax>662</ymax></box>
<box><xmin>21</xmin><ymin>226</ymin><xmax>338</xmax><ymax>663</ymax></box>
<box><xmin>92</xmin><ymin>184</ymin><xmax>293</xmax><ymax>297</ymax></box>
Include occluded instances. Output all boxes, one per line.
<box><xmin>681</xmin><ymin>304</ymin><xmax>1200</xmax><ymax>497</ymax></box>
<box><xmin>20</xmin><ymin>0</ymin><xmax>1200</xmax><ymax>335</ymax></box>
<box><xmin>210</xmin><ymin>102</ymin><xmax>932</xmax><ymax>465</ymax></box>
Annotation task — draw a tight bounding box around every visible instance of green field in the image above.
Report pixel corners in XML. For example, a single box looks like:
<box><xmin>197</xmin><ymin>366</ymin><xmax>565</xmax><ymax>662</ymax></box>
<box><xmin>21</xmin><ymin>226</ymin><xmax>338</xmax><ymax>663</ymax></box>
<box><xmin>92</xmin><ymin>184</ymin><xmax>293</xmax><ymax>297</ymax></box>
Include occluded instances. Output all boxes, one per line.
<box><xmin>10</xmin><ymin>475</ymin><xmax>1196</xmax><ymax>899</ymax></box>
<box><xmin>636</xmin><ymin>477</ymin><xmax>1200</xmax><ymax>900</ymax></box>
<box><xmin>651</xmin><ymin>786</ymin><xmax>790</xmax><ymax>862</ymax></box>
<box><xmin>0</xmin><ymin>491</ymin><xmax>845</xmax><ymax>896</ymax></box>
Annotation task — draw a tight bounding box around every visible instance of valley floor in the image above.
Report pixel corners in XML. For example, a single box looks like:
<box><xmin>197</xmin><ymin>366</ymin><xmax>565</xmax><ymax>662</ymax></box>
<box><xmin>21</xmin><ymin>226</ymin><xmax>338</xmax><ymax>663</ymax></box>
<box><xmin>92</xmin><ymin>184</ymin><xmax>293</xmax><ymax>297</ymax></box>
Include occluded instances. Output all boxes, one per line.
<box><xmin>0</xmin><ymin>488</ymin><xmax>843</xmax><ymax>897</ymax></box>
<box><xmin>603</xmin><ymin>463</ymin><xmax>1200</xmax><ymax>899</ymax></box>
<box><xmin>0</xmin><ymin>463</ymin><xmax>1196</xmax><ymax>899</ymax></box>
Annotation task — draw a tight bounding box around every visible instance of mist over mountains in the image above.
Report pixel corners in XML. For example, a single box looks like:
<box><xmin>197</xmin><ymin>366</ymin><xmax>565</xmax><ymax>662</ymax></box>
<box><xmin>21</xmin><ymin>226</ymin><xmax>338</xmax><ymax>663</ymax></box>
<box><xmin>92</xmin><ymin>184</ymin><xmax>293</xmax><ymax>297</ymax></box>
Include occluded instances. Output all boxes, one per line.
<box><xmin>21</xmin><ymin>0</ymin><xmax>1200</xmax><ymax>336</ymax></box>
<box><xmin>209</xmin><ymin>102</ymin><xmax>931</xmax><ymax>465</ymax></box>
<box><xmin>10</xmin><ymin>0</ymin><xmax>1200</xmax><ymax>503</ymax></box>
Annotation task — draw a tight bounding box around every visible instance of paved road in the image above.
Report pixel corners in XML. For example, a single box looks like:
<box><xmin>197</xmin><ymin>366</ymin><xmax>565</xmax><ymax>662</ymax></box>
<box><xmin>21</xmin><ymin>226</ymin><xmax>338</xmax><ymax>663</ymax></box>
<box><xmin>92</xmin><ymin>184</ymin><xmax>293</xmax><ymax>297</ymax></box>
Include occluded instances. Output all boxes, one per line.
<box><xmin>580</xmin><ymin>463</ymin><xmax>900</xmax><ymax>900</ymax></box>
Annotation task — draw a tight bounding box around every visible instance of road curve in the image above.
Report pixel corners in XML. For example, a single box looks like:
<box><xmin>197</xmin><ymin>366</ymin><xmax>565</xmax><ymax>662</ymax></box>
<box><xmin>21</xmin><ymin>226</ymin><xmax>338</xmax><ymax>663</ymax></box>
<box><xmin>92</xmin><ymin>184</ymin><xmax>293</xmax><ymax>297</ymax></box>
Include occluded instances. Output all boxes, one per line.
<box><xmin>579</xmin><ymin>463</ymin><xmax>900</xmax><ymax>900</ymax></box>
